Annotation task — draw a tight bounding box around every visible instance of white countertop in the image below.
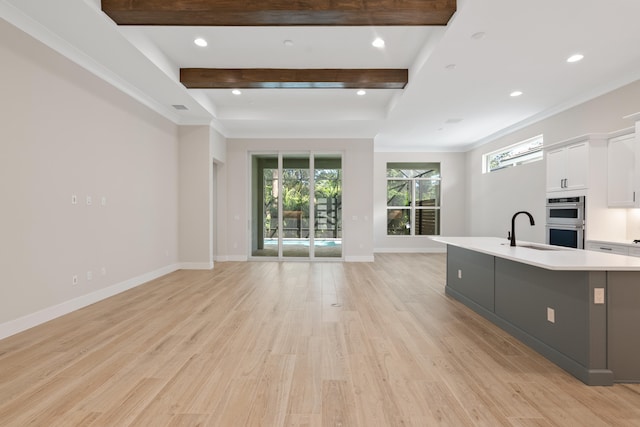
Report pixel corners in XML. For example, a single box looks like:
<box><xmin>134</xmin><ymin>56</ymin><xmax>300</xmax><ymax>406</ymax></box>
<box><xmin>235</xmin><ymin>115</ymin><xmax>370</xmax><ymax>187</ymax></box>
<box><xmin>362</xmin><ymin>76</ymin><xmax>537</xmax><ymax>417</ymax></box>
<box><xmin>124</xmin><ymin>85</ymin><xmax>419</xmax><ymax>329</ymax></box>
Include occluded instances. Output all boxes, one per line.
<box><xmin>587</xmin><ymin>239</ymin><xmax>640</xmax><ymax>248</ymax></box>
<box><xmin>430</xmin><ymin>236</ymin><xmax>640</xmax><ymax>271</ymax></box>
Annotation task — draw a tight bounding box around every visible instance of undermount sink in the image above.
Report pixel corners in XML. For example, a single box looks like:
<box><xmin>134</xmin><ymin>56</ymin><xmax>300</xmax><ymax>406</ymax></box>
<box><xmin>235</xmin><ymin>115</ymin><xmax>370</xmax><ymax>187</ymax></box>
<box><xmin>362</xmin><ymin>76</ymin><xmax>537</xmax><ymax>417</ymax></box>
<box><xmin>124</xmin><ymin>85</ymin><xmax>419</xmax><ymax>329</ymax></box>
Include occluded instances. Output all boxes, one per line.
<box><xmin>518</xmin><ymin>244</ymin><xmax>564</xmax><ymax>251</ymax></box>
<box><xmin>501</xmin><ymin>243</ymin><xmax>564</xmax><ymax>251</ymax></box>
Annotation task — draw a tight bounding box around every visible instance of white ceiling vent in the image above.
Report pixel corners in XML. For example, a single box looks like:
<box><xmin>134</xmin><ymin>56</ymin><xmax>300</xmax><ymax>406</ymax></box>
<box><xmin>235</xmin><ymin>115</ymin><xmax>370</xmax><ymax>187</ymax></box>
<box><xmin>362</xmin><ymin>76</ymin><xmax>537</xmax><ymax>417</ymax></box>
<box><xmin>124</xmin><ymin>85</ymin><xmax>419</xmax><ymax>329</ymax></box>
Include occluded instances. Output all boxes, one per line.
<box><xmin>172</xmin><ymin>104</ymin><xmax>188</xmax><ymax>110</ymax></box>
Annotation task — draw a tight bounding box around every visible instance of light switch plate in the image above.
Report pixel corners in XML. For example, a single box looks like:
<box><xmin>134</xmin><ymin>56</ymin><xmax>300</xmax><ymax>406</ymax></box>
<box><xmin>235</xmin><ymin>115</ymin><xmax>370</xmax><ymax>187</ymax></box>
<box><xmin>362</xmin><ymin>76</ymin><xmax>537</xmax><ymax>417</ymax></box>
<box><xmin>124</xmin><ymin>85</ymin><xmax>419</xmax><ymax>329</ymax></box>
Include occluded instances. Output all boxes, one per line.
<box><xmin>547</xmin><ymin>307</ymin><xmax>555</xmax><ymax>323</ymax></box>
<box><xmin>594</xmin><ymin>288</ymin><xmax>605</xmax><ymax>304</ymax></box>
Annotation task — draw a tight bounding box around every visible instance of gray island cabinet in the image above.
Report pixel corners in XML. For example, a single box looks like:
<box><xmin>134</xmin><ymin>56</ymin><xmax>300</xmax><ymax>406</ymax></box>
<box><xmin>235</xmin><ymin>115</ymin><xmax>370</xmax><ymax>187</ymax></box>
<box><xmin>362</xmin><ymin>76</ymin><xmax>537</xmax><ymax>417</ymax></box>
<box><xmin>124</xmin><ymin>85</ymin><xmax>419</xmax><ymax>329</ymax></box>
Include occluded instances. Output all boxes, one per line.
<box><xmin>431</xmin><ymin>236</ymin><xmax>640</xmax><ymax>386</ymax></box>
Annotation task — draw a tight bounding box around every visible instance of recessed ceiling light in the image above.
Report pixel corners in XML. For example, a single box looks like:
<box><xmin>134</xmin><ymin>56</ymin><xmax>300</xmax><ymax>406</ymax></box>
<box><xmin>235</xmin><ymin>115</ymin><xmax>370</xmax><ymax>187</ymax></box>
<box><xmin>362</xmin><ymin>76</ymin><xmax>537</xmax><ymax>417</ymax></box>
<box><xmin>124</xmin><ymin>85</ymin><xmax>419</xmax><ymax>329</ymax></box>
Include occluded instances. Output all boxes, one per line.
<box><xmin>567</xmin><ymin>53</ymin><xmax>584</xmax><ymax>63</ymax></box>
<box><xmin>445</xmin><ymin>64</ymin><xmax>457</xmax><ymax>70</ymax></box>
<box><xmin>283</xmin><ymin>39</ymin><xmax>294</xmax><ymax>47</ymax></box>
<box><xmin>510</xmin><ymin>91</ymin><xmax>523</xmax><ymax>97</ymax></box>
<box><xmin>194</xmin><ymin>38</ymin><xmax>208</xmax><ymax>47</ymax></box>
<box><xmin>471</xmin><ymin>31</ymin><xmax>486</xmax><ymax>40</ymax></box>
<box><xmin>356</xmin><ymin>90</ymin><xmax>366</xmax><ymax>96</ymax></box>
<box><xmin>372</xmin><ymin>37</ymin><xmax>385</xmax><ymax>48</ymax></box>
<box><xmin>232</xmin><ymin>89</ymin><xmax>242</xmax><ymax>95</ymax></box>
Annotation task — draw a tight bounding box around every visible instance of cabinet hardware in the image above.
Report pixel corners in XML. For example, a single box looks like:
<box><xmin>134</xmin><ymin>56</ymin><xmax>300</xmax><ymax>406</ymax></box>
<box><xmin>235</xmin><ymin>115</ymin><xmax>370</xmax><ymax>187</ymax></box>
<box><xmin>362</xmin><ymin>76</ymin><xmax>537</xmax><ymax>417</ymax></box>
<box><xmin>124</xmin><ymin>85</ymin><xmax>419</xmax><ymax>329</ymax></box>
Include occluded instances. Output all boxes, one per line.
<box><xmin>600</xmin><ymin>247</ymin><xmax>613</xmax><ymax>251</ymax></box>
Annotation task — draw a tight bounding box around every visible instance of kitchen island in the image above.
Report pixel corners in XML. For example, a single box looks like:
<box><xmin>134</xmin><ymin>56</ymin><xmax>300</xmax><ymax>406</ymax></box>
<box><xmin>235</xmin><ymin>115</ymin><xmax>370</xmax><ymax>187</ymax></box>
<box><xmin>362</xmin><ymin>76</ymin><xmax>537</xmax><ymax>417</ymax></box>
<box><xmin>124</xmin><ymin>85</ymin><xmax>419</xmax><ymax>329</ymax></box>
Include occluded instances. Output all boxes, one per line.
<box><xmin>431</xmin><ymin>236</ymin><xmax>640</xmax><ymax>386</ymax></box>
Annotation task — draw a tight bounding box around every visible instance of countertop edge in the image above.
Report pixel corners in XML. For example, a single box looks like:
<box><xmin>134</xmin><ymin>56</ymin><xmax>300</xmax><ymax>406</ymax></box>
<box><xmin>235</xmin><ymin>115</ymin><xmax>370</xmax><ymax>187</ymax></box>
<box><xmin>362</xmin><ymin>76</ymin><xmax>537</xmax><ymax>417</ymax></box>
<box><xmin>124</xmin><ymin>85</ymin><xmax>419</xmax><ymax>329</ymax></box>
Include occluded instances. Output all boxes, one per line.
<box><xmin>430</xmin><ymin>236</ymin><xmax>640</xmax><ymax>271</ymax></box>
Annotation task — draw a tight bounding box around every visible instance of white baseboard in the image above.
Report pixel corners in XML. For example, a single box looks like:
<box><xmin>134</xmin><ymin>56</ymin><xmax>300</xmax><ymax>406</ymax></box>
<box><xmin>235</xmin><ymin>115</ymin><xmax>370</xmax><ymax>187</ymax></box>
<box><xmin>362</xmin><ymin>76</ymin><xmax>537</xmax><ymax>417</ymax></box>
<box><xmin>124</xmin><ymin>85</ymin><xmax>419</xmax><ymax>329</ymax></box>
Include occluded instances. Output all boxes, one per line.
<box><xmin>213</xmin><ymin>255</ymin><xmax>229</xmax><ymax>262</ymax></box>
<box><xmin>180</xmin><ymin>262</ymin><xmax>214</xmax><ymax>270</ymax></box>
<box><xmin>227</xmin><ymin>255</ymin><xmax>248</xmax><ymax>262</ymax></box>
<box><xmin>374</xmin><ymin>247</ymin><xmax>446</xmax><ymax>254</ymax></box>
<box><xmin>0</xmin><ymin>263</ymin><xmax>180</xmax><ymax>341</ymax></box>
<box><xmin>345</xmin><ymin>255</ymin><xmax>375</xmax><ymax>262</ymax></box>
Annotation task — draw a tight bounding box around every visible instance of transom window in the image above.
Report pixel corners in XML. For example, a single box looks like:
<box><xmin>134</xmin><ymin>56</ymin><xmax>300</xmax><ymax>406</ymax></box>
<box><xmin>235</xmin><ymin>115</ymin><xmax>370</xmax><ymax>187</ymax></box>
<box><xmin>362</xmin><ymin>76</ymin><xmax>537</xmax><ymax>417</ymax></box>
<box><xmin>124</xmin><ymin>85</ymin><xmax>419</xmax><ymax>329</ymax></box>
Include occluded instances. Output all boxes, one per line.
<box><xmin>483</xmin><ymin>134</ymin><xmax>543</xmax><ymax>173</ymax></box>
<box><xmin>386</xmin><ymin>162</ymin><xmax>441</xmax><ymax>236</ymax></box>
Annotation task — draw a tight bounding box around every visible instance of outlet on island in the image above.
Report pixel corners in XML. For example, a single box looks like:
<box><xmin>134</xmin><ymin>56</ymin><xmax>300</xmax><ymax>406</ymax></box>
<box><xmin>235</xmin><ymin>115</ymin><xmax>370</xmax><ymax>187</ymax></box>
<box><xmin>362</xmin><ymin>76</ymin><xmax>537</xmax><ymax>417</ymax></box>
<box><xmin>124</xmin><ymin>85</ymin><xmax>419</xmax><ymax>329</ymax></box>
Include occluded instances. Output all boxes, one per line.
<box><xmin>547</xmin><ymin>307</ymin><xmax>555</xmax><ymax>323</ymax></box>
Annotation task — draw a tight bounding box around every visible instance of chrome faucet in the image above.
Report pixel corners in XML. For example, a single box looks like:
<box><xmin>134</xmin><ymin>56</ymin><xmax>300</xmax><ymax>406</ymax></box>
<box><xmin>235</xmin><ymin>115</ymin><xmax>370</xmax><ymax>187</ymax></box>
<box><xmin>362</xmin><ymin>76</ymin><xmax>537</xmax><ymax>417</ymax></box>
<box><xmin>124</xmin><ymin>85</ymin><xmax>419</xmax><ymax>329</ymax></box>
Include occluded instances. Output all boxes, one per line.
<box><xmin>510</xmin><ymin>211</ymin><xmax>535</xmax><ymax>247</ymax></box>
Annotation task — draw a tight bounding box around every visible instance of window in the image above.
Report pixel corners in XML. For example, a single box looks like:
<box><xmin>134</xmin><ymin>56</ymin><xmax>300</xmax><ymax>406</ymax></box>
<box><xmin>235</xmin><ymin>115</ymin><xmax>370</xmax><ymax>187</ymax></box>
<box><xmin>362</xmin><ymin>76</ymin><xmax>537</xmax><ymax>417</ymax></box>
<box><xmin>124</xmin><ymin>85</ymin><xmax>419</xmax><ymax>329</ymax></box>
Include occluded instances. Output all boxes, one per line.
<box><xmin>387</xmin><ymin>162</ymin><xmax>440</xmax><ymax>236</ymax></box>
<box><xmin>483</xmin><ymin>134</ymin><xmax>543</xmax><ymax>173</ymax></box>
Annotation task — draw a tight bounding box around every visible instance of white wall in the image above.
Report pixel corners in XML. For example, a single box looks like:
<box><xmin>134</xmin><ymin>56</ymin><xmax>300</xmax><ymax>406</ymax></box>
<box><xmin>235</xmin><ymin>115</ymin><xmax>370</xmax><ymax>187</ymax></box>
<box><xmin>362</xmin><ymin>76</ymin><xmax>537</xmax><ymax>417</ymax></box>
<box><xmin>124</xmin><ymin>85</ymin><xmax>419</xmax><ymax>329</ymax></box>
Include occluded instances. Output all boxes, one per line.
<box><xmin>465</xmin><ymin>80</ymin><xmax>640</xmax><ymax>243</ymax></box>
<box><xmin>178</xmin><ymin>126</ymin><xmax>213</xmax><ymax>269</ymax></box>
<box><xmin>210</xmin><ymin>127</ymin><xmax>227</xmax><ymax>262</ymax></box>
<box><xmin>343</xmin><ymin>139</ymin><xmax>375</xmax><ymax>261</ymax></box>
<box><xmin>0</xmin><ymin>19</ymin><xmax>180</xmax><ymax>336</ymax></box>
<box><xmin>224</xmin><ymin>138</ymin><xmax>374</xmax><ymax>261</ymax></box>
<box><xmin>373</xmin><ymin>151</ymin><xmax>466</xmax><ymax>252</ymax></box>
<box><xmin>466</xmin><ymin>155</ymin><xmax>545</xmax><ymax>242</ymax></box>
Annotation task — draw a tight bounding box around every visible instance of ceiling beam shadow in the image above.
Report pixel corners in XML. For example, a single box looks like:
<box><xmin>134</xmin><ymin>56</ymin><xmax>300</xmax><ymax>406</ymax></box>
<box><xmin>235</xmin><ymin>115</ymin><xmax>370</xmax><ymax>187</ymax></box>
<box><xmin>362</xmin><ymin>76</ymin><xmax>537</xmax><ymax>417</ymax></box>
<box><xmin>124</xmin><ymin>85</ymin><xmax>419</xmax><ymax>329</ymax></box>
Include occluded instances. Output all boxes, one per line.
<box><xmin>101</xmin><ymin>0</ymin><xmax>456</xmax><ymax>26</ymax></box>
<box><xmin>180</xmin><ymin>68</ymin><xmax>409</xmax><ymax>89</ymax></box>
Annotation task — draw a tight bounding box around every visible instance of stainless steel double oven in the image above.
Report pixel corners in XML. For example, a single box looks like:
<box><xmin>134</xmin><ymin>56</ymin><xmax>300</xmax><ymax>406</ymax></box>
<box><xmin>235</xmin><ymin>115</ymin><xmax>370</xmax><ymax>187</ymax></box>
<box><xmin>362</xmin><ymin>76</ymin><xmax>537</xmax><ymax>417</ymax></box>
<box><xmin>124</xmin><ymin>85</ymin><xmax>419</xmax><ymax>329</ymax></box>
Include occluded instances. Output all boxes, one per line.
<box><xmin>545</xmin><ymin>196</ymin><xmax>585</xmax><ymax>249</ymax></box>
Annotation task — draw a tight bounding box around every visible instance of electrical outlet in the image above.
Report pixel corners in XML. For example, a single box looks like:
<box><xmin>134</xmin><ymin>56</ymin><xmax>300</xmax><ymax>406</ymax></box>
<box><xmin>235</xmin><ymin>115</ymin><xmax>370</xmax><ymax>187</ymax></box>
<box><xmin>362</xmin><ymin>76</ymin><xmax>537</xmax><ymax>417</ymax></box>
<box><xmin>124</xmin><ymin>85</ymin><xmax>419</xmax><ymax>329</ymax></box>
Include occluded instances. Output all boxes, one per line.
<box><xmin>101</xmin><ymin>196</ymin><xmax>107</xmax><ymax>206</ymax></box>
<box><xmin>71</xmin><ymin>194</ymin><xmax>78</xmax><ymax>205</ymax></box>
<box><xmin>87</xmin><ymin>271</ymin><xmax>93</xmax><ymax>281</ymax></box>
<box><xmin>594</xmin><ymin>288</ymin><xmax>605</xmax><ymax>304</ymax></box>
<box><xmin>547</xmin><ymin>307</ymin><xmax>555</xmax><ymax>323</ymax></box>
<box><xmin>86</xmin><ymin>196</ymin><xmax>92</xmax><ymax>206</ymax></box>
<box><xmin>101</xmin><ymin>267</ymin><xmax>107</xmax><ymax>276</ymax></box>
<box><xmin>458</xmin><ymin>269</ymin><xmax>462</xmax><ymax>279</ymax></box>
<box><xmin>72</xmin><ymin>275</ymin><xmax>78</xmax><ymax>285</ymax></box>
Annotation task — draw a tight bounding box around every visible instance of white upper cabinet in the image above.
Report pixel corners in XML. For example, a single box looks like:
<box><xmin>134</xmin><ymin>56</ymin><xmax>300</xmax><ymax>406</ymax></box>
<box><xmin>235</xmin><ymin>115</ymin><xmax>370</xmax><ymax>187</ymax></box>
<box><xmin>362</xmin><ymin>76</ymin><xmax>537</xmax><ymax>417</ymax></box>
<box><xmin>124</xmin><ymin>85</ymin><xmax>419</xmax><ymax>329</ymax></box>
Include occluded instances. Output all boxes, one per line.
<box><xmin>546</xmin><ymin>141</ymin><xmax>589</xmax><ymax>193</ymax></box>
<box><xmin>608</xmin><ymin>131</ymin><xmax>638</xmax><ymax>208</ymax></box>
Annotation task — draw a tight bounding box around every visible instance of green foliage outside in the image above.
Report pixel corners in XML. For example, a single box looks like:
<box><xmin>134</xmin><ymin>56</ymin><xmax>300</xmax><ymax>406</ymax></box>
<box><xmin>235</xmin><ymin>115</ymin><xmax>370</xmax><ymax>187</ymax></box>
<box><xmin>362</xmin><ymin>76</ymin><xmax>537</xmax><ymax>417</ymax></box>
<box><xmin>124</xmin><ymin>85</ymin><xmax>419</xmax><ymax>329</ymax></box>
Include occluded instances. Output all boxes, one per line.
<box><xmin>263</xmin><ymin>168</ymin><xmax>342</xmax><ymax>236</ymax></box>
<box><xmin>386</xmin><ymin>164</ymin><xmax>441</xmax><ymax>235</ymax></box>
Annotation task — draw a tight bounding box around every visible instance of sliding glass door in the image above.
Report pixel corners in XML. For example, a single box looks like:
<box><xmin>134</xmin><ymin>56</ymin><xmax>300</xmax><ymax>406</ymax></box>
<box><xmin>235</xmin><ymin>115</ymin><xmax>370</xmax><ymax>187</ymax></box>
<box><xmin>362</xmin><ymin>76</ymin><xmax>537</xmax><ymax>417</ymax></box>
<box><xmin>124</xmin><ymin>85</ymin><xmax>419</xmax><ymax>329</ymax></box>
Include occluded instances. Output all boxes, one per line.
<box><xmin>252</xmin><ymin>154</ymin><xmax>278</xmax><ymax>257</ymax></box>
<box><xmin>282</xmin><ymin>155</ymin><xmax>310</xmax><ymax>257</ymax></box>
<box><xmin>251</xmin><ymin>153</ymin><xmax>341</xmax><ymax>259</ymax></box>
<box><xmin>313</xmin><ymin>155</ymin><xmax>342</xmax><ymax>258</ymax></box>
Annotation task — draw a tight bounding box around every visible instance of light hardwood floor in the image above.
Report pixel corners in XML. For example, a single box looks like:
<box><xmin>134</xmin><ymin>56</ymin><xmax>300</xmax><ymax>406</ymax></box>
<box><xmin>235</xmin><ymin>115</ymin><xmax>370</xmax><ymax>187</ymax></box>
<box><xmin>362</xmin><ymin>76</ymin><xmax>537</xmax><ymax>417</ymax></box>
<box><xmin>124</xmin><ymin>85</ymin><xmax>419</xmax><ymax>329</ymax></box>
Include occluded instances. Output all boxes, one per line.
<box><xmin>1</xmin><ymin>254</ymin><xmax>639</xmax><ymax>426</ymax></box>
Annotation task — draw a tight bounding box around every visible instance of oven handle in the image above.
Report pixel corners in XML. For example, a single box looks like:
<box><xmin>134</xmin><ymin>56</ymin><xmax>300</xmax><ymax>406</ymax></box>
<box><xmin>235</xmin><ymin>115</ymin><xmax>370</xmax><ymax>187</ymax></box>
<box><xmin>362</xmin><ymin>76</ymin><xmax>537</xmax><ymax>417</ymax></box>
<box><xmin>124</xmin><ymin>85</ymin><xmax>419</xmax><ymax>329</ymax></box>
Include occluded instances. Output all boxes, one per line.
<box><xmin>545</xmin><ymin>224</ymin><xmax>584</xmax><ymax>230</ymax></box>
<box><xmin>546</xmin><ymin>203</ymin><xmax>581</xmax><ymax>208</ymax></box>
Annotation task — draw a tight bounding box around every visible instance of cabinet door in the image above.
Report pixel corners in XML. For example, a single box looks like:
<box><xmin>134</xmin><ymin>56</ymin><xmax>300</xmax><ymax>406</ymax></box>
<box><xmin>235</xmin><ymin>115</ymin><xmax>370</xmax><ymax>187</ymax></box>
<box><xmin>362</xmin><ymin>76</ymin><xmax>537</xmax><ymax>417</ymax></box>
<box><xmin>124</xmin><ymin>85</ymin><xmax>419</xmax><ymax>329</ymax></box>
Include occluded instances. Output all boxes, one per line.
<box><xmin>608</xmin><ymin>134</ymin><xmax>636</xmax><ymax>207</ymax></box>
<box><xmin>565</xmin><ymin>142</ymin><xmax>588</xmax><ymax>190</ymax></box>
<box><xmin>546</xmin><ymin>147</ymin><xmax>567</xmax><ymax>192</ymax></box>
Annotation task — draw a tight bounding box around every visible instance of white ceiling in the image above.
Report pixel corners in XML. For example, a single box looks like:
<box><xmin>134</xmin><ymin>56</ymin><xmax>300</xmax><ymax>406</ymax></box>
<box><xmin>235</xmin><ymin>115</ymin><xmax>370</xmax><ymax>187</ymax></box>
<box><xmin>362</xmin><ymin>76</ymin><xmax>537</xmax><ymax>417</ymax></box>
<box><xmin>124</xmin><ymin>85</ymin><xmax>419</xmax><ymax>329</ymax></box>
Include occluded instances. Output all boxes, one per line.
<box><xmin>2</xmin><ymin>0</ymin><xmax>640</xmax><ymax>151</ymax></box>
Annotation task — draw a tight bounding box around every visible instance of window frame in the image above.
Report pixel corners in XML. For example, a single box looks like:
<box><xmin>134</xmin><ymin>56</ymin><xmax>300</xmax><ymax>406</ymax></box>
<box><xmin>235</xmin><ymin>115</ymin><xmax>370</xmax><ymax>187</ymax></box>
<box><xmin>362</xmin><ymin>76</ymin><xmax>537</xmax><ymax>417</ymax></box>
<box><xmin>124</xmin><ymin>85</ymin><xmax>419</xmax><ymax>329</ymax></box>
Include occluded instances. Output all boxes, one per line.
<box><xmin>386</xmin><ymin>163</ymin><xmax>441</xmax><ymax>236</ymax></box>
<box><xmin>482</xmin><ymin>134</ymin><xmax>544</xmax><ymax>174</ymax></box>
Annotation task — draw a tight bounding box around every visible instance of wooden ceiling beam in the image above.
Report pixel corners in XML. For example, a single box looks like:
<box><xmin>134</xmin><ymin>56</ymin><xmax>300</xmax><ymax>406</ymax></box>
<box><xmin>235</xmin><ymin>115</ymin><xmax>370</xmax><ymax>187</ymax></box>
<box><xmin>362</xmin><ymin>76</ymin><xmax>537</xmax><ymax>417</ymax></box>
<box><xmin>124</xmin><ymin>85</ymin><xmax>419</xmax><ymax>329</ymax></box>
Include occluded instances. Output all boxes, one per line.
<box><xmin>101</xmin><ymin>0</ymin><xmax>456</xmax><ymax>26</ymax></box>
<box><xmin>180</xmin><ymin>68</ymin><xmax>409</xmax><ymax>89</ymax></box>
